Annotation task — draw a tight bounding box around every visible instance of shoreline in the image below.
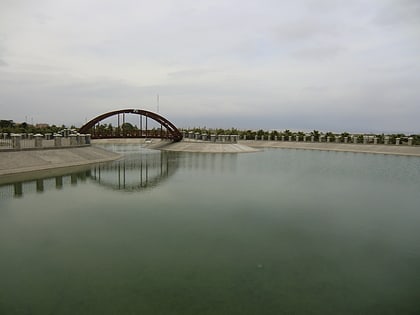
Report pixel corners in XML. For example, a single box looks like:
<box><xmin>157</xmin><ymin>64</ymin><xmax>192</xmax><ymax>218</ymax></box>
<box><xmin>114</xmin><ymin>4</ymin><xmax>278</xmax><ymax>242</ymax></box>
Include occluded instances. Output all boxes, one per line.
<box><xmin>1</xmin><ymin>140</ymin><xmax>419</xmax><ymax>181</ymax></box>
<box><xmin>241</xmin><ymin>140</ymin><xmax>420</xmax><ymax>157</ymax></box>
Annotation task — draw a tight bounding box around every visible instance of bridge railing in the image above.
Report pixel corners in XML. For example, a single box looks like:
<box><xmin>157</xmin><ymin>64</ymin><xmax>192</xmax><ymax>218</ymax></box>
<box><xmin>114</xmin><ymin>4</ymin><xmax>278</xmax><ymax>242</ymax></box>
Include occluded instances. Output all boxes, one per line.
<box><xmin>0</xmin><ymin>133</ymin><xmax>91</xmax><ymax>151</ymax></box>
<box><xmin>91</xmin><ymin>129</ymin><xmax>172</xmax><ymax>139</ymax></box>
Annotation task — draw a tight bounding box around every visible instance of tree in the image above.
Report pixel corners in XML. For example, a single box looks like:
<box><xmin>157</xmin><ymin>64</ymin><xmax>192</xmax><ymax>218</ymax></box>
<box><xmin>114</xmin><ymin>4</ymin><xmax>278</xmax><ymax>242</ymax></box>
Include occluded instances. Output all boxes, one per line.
<box><xmin>310</xmin><ymin>130</ymin><xmax>320</xmax><ymax>141</ymax></box>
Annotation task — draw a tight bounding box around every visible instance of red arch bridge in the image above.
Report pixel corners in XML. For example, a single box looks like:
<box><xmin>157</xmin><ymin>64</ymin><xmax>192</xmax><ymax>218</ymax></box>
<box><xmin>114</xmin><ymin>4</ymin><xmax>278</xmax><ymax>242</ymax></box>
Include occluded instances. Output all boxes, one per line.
<box><xmin>79</xmin><ymin>109</ymin><xmax>183</xmax><ymax>142</ymax></box>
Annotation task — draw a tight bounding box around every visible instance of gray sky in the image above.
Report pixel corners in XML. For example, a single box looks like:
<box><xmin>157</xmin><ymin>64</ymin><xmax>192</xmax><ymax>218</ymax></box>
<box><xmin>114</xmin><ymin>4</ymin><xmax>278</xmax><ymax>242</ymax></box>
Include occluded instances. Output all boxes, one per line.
<box><xmin>0</xmin><ymin>0</ymin><xmax>419</xmax><ymax>133</ymax></box>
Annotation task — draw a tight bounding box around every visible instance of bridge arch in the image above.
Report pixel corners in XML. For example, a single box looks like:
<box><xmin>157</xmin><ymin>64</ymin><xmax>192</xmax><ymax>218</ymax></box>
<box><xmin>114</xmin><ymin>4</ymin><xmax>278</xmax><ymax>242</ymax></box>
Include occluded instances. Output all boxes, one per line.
<box><xmin>79</xmin><ymin>109</ymin><xmax>183</xmax><ymax>142</ymax></box>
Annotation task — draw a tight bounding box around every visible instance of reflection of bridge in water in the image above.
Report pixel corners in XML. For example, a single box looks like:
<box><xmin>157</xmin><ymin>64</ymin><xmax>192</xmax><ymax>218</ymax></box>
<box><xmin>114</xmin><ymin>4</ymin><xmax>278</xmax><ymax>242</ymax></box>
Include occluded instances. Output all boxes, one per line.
<box><xmin>0</xmin><ymin>150</ymin><xmax>179</xmax><ymax>199</ymax></box>
<box><xmin>90</xmin><ymin>150</ymin><xmax>178</xmax><ymax>192</ymax></box>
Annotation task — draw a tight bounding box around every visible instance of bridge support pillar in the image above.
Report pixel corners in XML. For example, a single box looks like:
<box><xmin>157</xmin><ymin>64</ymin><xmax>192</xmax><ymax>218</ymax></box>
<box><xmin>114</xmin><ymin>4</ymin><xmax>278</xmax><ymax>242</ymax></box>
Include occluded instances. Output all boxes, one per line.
<box><xmin>344</xmin><ymin>137</ymin><xmax>348</xmax><ymax>143</ymax></box>
<box><xmin>353</xmin><ymin>136</ymin><xmax>357</xmax><ymax>144</ymax></box>
<box><xmin>395</xmin><ymin>138</ymin><xmax>400</xmax><ymax>145</ymax></box>
<box><xmin>374</xmin><ymin>137</ymin><xmax>378</xmax><ymax>145</ymax></box>
<box><xmin>211</xmin><ymin>134</ymin><xmax>216</xmax><ymax>142</ymax></box>
<box><xmin>384</xmin><ymin>136</ymin><xmax>389</xmax><ymax>145</ymax></box>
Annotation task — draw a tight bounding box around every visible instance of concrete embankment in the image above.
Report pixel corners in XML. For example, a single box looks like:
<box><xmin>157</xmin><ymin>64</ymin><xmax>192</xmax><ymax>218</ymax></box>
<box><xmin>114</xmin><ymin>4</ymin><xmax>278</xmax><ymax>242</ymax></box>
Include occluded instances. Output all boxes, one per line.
<box><xmin>242</xmin><ymin>141</ymin><xmax>420</xmax><ymax>157</ymax></box>
<box><xmin>93</xmin><ymin>138</ymin><xmax>420</xmax><ymax>156</ymax></box>
<box><xmin>158</xmin><ymin>141</ymin><xmax>259</xmax><ymax>153</ymax></box>
<box><xmin>0</xmin><ymin>146</ymin><xmax>121</xmax><ymax>178</ymax></box>
<box><xmin>91</xmin><ymin>139</ymin><xmax>260</xmax><ymax>153</ymax></box>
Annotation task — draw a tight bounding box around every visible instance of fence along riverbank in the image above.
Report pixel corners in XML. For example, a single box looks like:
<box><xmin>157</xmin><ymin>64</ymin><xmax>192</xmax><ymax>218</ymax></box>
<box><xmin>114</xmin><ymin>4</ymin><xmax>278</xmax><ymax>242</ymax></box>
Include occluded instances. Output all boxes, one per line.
<box><xmin>0</xmin><ymin>132</ymin><xmax>92</xmax><ymax>151</ymax></box>
<box><xmin>181</xmin><ymin>130</ymin><xmax>416</xmax><ymax>146</ymax></box>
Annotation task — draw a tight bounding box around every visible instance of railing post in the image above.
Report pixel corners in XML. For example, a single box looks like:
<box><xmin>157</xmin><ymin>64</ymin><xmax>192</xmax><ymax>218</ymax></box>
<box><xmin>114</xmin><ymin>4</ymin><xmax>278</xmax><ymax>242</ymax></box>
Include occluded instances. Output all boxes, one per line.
<box><xmin>79</xmin><ymin>134</ymin><xmax>86</xmax><ymax>145</ymax></box>
<box><xmin>34</xmin><ymin>134</ymin><xmax>43</xmax><ymax>148</ymax></box>
<box><xmin>12</xmin><ymin>134</ymin><xmax>21</xmax><ymax>149</ymax></box>
<box><xmin>54</xmin><ymin>134</ymin><xmax>62</xmax><ymax>147</ymax></box>
<box><xmin>69</xmin><ymin>134</ymin><xmax>77</xmax><ymax>146</ymax></box>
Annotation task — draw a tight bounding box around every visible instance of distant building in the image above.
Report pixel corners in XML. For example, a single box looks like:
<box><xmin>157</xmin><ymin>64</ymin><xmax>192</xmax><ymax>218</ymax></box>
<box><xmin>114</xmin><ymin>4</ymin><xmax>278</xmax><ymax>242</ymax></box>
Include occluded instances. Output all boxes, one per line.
<box><xmin>35</xmin><ymin>123</ymin><xmax>50</xmax><ymax>129</ymax></box>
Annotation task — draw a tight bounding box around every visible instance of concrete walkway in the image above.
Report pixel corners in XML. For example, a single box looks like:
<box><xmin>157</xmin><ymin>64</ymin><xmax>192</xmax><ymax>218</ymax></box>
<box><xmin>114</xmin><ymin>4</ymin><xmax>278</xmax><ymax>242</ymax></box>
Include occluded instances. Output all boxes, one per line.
<box><xmin>0</xmin><ymin>146</ymin><xmax>121</xmax><ymax>177</ymax></box>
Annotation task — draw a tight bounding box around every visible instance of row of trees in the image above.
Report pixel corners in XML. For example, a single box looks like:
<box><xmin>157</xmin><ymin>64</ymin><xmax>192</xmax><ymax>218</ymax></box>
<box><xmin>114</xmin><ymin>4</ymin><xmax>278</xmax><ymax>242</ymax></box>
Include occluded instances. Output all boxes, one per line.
<box><xmin>0</xmin><ymin>120</ymin><xmax>76</xmax><ymax>135</ymax></box>
<box><xmin>2</xmin><ymin>120</ymin><xmax>419</xmax><ymax>145</ymax></box>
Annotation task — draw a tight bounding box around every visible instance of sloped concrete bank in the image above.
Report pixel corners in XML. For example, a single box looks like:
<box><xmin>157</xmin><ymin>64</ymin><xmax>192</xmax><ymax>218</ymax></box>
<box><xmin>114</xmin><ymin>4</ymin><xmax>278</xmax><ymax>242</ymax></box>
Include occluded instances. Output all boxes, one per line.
<box><xmin>158</xmin><ymin>141</ymin><xmax>260</xmax><ymax>153</ymax></box>
<box><xmin>0</xmin><ymin>146</ymin><xmax>121</xmax><ymax>178</ymax></box>
<box><xmin>242</xmin><ymin>141</ymin><xmax>420</xmax><ymax>157</ymax></box>
<box><xmin>92</xmin><ymin>139</ymin><xmax>260</xmax><ymax>153</ymax></box>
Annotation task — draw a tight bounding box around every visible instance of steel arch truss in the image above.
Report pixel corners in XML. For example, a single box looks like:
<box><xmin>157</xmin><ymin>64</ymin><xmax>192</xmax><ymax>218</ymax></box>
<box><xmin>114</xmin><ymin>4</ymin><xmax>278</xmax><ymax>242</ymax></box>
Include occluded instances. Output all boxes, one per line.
<box><xmin>79</xmin><ymin>109</ymin><xmax>183</xmax><ymax>142</ymax></box>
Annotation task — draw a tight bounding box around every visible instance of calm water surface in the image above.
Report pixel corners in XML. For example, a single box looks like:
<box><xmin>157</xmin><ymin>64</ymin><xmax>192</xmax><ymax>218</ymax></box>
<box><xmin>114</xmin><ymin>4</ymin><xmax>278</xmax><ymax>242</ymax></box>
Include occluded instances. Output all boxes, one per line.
<box><xmin>1</xmin><ymin>145</ymin><xmax>420</xmax><ymax>314</ymax></box>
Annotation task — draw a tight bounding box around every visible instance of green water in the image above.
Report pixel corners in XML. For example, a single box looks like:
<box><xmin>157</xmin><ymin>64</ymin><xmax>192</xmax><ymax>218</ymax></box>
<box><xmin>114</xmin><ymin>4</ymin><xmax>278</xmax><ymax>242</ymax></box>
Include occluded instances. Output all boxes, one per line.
<box><xmin>1</xmin><ymin>145</ymin><xmax>420</xmax><ymax>314</ymax></box>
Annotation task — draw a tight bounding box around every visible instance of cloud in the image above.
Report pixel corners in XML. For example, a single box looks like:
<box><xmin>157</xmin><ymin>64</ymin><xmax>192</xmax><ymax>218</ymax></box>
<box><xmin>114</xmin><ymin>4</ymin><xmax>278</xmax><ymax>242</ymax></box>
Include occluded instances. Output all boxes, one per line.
<box><xmin>0</xmin><ymin>0</ymin><xmax>418</xmax><ymax>133</ymax></box>
<box><xmin>373</xmin><ymin>0</ymin><xmax>420</xmax><ymax>26</ymax></box>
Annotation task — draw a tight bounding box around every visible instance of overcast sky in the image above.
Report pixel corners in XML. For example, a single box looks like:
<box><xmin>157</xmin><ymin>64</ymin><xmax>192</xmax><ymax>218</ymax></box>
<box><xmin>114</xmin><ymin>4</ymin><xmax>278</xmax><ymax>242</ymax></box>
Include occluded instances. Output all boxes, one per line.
<box><xmin>0</xmin><ymin>0</ymin><xmax>419</xmax><ymax>133</ymax></box>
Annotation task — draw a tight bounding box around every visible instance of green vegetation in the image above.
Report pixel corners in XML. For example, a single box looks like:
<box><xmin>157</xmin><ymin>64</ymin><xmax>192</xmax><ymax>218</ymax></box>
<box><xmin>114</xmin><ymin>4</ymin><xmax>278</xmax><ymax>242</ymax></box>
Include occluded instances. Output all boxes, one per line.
<box><xmin>0</xmin><ymin>120</ymin><xmax>67</xmax><ymax>135</ymax></box>
<box><xmin>1</xmin><ymin>120</ymin><xmax>419</xmax><ymax>145</ymax></box>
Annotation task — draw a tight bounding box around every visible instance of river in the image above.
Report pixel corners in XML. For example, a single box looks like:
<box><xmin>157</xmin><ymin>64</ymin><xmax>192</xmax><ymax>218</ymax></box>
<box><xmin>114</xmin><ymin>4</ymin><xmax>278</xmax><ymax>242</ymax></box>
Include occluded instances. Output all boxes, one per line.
<box><xmin>1</xmin><ymin>144</ymin><xmax>420</xmax><ymax>314</ymax></box>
